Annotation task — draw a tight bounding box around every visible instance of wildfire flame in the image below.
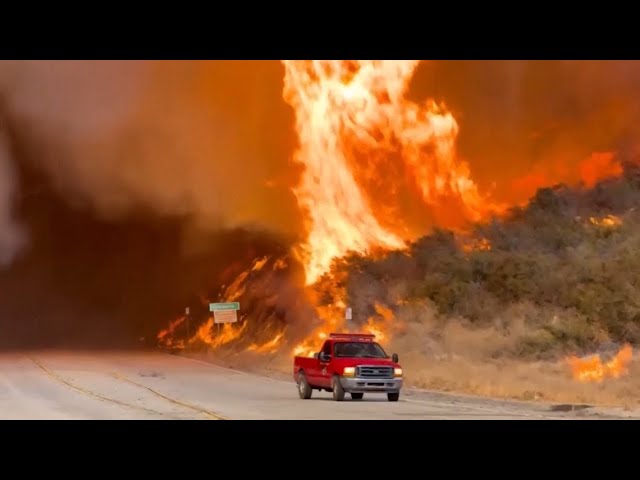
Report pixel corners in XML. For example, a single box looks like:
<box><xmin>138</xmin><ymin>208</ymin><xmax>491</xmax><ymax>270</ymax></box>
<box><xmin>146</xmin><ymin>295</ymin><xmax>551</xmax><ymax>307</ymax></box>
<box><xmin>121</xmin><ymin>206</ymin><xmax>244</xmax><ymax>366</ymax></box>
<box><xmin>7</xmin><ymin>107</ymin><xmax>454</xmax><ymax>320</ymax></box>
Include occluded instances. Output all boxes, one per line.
<box><xmin>282</xmin><ymin>60</ymin><xmax>503</xmax><ymax>286</ymax></box>
<box><xmin>157</xmin><ymin>316</ymin><xmax>186</xmax><ymax>349</ymax></box>
<box><xmin>190</xmin><ymin>318</ymin><xmax>248</xmax><ymax>349</ymax></box>
<box><xmin>156</xmin><ymin>256</ymin><xmax>286</xmax><ymax>353</ymax></box>
<box><xmin>460</xmin><ymin>236</ymin><xmax>492</xmax><ymax>253</ymax></box>
<box><xmin>580</xmin><ymin>152</ymin><xmax>623</xmax><ymax>189</ymax></box>
<box><xmin>588</xmin><ymin>214</ymin><xmax>622</xmax><ymax>228</ymax></box>
<box><xmin>157</xmin><ymin>61</ymin><xmax>632</xmax><ymax>362</ymax></box>
<box><xmin>566</xmin><ymin>344</ymin><xmax>633</xmax><ymax>383</ymax></box>
<box><xmin>292</xmin><ymin>301</ymin><xmax>397</xmax><ymax>357</ymax></box>
<box><xmin>365</xmin><ymin>303</ymin><xmax>395</xmax><ymax>342</ymax></box>
<box><xmin>247</xmin><ymin>331</ymin><xmax>286</xmax><ymax>354</ymax></box>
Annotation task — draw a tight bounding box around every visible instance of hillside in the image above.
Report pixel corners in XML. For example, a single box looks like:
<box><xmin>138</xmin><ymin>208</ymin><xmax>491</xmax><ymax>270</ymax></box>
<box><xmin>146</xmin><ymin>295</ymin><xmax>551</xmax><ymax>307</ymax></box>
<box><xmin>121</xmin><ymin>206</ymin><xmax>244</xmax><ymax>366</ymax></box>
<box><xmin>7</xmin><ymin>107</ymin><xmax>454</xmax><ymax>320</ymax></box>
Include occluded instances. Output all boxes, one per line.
<box><xmin>333</xmin><ymin>160</ymin><xmax>640</xmax><ymax>361</ymax></box>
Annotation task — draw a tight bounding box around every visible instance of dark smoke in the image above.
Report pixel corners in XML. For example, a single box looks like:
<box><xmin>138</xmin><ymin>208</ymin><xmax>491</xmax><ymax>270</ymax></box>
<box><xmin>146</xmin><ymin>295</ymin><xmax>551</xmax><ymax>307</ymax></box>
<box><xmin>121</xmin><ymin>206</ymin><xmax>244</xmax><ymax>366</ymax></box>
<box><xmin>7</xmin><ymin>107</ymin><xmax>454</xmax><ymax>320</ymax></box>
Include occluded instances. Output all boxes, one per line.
<box><xmin>0</xmin><ymin>61</ymin><xmax>301</xmax><ymax>244</ymax></box>
<box><xmin>0</xmin><ymin>60</ymin><xmax>299</xmax><ymax>349</ymax></box>
<box><xmin>0</xmin><ymin>125</ymin><xmax>26</xmax><ymax>265</ymax></box>
<box><xmin>0</xmin><ymin>163</ymin><xmax>294</xmax><ymax>349</ymax></box>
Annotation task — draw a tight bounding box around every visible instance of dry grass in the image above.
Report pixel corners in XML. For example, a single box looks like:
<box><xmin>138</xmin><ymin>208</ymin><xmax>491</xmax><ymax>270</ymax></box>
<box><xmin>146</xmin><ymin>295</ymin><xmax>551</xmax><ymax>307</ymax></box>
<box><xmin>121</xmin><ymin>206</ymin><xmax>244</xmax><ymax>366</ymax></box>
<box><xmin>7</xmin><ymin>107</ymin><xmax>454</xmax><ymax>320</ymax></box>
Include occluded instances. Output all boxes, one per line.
<box><xmin>402</xmin><ymin>353</ymin><xmax>640</xmax><ymax>407</ymax></box>
<box><xmin>182</xmin><ymin>297</ymin><xmax>640</xmax><ymax>409</ymax></box>
<box><xmin>386</xmin><ymin>302</ymin><xmax>640</xmax><ymax>408</ymax></box>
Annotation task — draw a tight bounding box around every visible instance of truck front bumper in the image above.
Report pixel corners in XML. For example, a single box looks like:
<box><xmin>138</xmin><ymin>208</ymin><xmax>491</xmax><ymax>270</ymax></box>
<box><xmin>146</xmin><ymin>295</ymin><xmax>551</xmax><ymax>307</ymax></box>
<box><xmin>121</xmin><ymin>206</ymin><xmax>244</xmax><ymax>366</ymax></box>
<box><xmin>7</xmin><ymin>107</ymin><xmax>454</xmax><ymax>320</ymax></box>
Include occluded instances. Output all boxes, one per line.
<box><xmin>339</xmin><ymin>376</ymin><xmax>403</xmax><ymax>393</ymax></box>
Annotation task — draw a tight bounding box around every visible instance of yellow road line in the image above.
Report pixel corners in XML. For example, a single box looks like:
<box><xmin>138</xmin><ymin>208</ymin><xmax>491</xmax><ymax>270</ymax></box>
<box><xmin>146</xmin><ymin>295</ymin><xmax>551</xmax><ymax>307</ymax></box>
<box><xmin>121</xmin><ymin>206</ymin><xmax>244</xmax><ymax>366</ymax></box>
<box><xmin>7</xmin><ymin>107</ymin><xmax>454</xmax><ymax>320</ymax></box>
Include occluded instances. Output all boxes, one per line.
<box><xmin>110</xmin><ymin>372</ymin><xmax>228</xmax><ymax>420</ymax></box>
<box><xmin>29</xmin><ymin>356</ymin><xmax>168</xmax><ymax>418</ymax></box>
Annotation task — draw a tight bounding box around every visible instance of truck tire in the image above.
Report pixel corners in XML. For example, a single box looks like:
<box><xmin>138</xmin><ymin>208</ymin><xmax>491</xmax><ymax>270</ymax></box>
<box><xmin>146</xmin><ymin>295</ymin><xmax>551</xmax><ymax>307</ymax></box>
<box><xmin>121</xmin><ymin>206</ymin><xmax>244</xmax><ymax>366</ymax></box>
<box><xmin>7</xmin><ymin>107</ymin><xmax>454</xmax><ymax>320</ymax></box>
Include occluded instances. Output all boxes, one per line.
<box><xmin>387</xmin><ymin>392</ymin><xmax>400</xmax><ymax>402</ymax></box>
<box><xmin>332</xmin><ymin>375</ymin><xmax>345</xmax><ymax>401</ymax></box>
<box><xmin>351</xmin><ymin>393</ymin><xmax>363</xmax><ymax>400</ymax></box>
<box><xmin>297</xmin><ymin>372</ymin><xmax>312</xmax><ymax>399</ymax></box>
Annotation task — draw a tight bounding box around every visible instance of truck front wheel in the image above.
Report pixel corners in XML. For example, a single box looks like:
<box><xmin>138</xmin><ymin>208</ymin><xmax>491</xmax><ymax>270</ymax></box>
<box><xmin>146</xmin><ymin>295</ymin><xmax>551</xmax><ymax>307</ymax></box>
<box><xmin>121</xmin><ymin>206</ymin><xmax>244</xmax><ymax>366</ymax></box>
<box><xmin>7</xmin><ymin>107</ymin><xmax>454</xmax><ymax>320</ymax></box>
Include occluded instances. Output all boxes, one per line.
<box><xmin>387</xmin><ymin>392</ymin><xmax>400</xmax><ymax>402</ymax></box>
<box><xmin>297</xmin><ymin>372</ymin><xmax>312</xmax><ymax>399</ymax></box>
<box><xmin>332</xmin><ymin>375</ymin><xmax>345</xmax><ymax>401</ymax></box>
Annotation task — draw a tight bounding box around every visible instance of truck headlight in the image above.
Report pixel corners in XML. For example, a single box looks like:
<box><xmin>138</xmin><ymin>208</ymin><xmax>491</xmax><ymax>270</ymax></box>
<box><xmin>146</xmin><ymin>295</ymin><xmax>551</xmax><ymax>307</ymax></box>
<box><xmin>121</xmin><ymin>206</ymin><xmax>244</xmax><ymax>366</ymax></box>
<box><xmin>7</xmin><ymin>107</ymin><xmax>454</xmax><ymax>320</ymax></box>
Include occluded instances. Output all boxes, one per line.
<box><xmin>394</xmin><ymin>368</ymin><xmax>403</xmax><ymax>377</ymax></box>
<box><xmin>343</xmin><ymin>367</ymin><xmax>355</xmax><ymax>377</ymax></box>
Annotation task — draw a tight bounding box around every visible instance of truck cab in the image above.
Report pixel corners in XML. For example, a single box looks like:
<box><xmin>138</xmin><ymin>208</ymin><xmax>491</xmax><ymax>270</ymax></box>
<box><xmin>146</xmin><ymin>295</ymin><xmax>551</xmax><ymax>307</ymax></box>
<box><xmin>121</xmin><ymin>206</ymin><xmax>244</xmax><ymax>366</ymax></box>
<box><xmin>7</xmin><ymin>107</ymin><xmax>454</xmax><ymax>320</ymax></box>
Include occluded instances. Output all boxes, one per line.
<box><xmin>293</xmin><ymin>333</ymin><xmax>403</xmax><ymax>401</ymax></box>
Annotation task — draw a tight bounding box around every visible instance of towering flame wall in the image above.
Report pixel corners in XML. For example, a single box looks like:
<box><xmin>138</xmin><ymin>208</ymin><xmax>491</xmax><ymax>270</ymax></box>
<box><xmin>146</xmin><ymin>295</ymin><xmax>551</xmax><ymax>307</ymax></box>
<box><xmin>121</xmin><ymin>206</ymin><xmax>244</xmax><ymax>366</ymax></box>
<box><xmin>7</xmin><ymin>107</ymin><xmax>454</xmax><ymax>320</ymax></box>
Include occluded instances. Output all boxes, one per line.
<box><xmin>282</xmin><ymin>60</ymin><xmax>503</xmax><ymax>284</ymax></box>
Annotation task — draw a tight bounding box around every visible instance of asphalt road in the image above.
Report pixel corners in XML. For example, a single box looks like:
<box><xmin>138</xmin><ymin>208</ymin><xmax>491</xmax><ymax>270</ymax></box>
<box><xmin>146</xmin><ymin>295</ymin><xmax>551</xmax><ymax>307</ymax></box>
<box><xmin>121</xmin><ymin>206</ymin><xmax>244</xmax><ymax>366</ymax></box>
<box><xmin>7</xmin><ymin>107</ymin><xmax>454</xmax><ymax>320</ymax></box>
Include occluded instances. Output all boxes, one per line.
<box><xmin>0</xmin><ymin>351</ymin><xmax>637</xmax><ymax>419</ymax></box>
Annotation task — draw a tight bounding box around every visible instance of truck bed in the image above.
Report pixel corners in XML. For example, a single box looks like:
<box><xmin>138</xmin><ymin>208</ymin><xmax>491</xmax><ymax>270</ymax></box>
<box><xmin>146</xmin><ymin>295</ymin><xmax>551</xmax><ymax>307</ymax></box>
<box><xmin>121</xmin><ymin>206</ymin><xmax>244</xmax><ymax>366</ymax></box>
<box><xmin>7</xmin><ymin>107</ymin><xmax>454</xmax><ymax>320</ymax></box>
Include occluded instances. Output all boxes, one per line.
<box><xmin>293</xmin><ymin>356</ymin><xmax>317</xmax><ymax>376</ymax></box>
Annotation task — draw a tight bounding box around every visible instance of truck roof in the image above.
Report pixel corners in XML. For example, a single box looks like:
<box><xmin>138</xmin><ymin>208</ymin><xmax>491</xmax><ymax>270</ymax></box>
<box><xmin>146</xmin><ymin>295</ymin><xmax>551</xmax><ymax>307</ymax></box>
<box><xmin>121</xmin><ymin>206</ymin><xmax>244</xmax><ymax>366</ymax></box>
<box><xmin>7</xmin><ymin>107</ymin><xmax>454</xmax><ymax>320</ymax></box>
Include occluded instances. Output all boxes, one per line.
<box><xmin>328</xmin><ymin>333</ymin><xmax>376</xmax><ymax>342</ymax></box>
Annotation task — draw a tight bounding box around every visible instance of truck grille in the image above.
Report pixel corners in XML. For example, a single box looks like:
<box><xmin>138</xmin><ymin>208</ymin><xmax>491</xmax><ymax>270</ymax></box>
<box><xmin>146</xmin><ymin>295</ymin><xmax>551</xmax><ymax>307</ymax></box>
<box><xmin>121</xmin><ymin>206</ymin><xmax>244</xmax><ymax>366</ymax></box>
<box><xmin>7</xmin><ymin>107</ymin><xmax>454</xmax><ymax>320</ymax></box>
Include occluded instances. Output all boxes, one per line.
<box><xmin>357</xmin><ymin>366</ymin><xmax>393</xmax><ymax>379</ymax></box>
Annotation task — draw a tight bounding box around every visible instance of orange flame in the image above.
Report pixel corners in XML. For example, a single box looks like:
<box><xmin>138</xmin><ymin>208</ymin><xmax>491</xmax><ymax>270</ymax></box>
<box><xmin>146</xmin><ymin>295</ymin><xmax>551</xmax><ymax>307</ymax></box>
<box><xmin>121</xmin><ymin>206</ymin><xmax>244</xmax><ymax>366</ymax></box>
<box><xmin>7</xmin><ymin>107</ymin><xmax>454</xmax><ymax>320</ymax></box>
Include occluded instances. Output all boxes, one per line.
<box><xmin>157</xmin><ymin>254</ymin><xmax>294</xmax><ymax>355</ymax></box>
<box><xmin>157</xmin><ymin>316</ymin><xmax>184</xmax><ymax>341</ymax></box>
<box><xmin>588</xmin><ymin>214</ymin><xmax>622</xmax><ymax>228</ymax></box>
<box><xmin>246</xmin><ymin>331</ymin><xmax>286</xmax><ymax>354</ymax></box>
<box><xmin>364</xmin><ymin>303</ymin><xmax>395</xmax><ymax>342</ymax></box>
<box><xmin>189</xmin><ymin>318</ymin><xmax>248</xmax><ymax>349</ymax></box>
<box><xmin>282</xmin><ymin>60</ymin><xmax>504</xmax><ymax>285</ymax></box>
<box><xmin>157</xmin><ymin>316</ymin><xmax>186</xmax><ymax>349</ymax></box>
<box><xmin>292</xmin><ymin>302</ymin><xmax>397</xmax><ymax>357</ymax></box>
<box><xmin>460</xmin><ymin>237</ymin><xmax>492</xmax><ymax>253</ymax></box>
<box><xmin>580</xmin><ymin>152</ymin><xmax>623</xmax><ymax>189</ymax></box>
<box><xmin>273</xmin><ymin>258</ymin><xmax>288</xmax><ymax>271</ymax></box>
<box><xmin>509</xmin><ymin>152</ymin><xmax>624</xmax><ymax>203</ymax></box>
<box><xmin>566</xmin><ymin>344</ymin><xmax>633</xmax><ymax>383</ymax></box>
<box><xmin>292</xmin><ymin>313</ymin><xmax>342</xmax><ymax>358</ymax></box>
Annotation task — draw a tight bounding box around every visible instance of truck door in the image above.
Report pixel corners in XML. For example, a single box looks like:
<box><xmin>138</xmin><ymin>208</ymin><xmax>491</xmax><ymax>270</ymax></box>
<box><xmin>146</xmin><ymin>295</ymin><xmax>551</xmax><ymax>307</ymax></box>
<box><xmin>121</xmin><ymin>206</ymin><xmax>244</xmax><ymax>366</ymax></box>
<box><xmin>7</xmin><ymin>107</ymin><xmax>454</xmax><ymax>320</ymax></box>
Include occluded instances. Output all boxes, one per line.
<box><xmin>317</xmin><ymin>341</ymin><xmax>333</xmax><ymax>388</ymax></box>
<box><xmin>305</xmin><ymin>340</ymin><xmax>328</xmax><ymax>385</ymax></box>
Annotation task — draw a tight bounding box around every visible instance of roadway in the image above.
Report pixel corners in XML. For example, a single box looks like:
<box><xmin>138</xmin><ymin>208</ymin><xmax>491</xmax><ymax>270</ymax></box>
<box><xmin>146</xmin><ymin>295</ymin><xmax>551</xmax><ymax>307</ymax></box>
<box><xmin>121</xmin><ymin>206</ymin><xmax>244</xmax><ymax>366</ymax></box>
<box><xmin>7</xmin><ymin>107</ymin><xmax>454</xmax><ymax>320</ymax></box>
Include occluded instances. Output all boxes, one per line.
<box><xmin>0</xmin><ymin>351</ymin><xmax>636</xmax><ymax>419</ymax></box>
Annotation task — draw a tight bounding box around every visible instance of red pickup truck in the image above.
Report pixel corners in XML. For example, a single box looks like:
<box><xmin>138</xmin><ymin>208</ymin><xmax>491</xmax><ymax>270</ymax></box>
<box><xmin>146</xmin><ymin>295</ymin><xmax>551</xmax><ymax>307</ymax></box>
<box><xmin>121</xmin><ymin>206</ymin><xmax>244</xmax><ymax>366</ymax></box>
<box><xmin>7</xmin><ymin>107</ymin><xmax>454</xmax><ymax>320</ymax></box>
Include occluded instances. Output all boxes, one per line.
<box><xmin>293</xmin><ymin>333</ymin><xmax>403</xmax><ymax>401</ymax></box>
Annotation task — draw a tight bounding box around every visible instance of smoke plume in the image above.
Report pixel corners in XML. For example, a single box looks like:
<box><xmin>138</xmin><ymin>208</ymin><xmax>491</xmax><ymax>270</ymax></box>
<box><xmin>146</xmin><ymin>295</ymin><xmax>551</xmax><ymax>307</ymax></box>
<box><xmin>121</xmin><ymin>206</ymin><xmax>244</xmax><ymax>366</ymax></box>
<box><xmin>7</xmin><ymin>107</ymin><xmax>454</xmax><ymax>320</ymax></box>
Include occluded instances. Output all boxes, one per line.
<box><xmin>0</xmin><ymin>61</ymin><xmax>301</xmax><ymax>254</ymax></box>
<box><xmin>0</xmin><ymin>60</ymin><xmax>300</xmax><ymax>348</ymax></box>
<box><xmin>0</xmin><ymin>127</ymin><xmax>26</xmax><ymax>265</ymax></box>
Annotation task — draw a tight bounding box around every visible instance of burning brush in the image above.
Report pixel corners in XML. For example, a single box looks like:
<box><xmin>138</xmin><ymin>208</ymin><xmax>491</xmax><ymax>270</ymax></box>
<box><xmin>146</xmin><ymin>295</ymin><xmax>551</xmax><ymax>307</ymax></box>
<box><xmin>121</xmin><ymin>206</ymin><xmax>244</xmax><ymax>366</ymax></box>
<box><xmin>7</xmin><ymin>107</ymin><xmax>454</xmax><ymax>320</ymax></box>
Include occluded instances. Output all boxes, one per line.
<box><xmin>156</xmin><ymin>252</ymin><xmax>400</xmax><ymax>358</ymax></box>
<box><xmin>156</xmin><ymin>254</ymin><xmax>320</xmax><ymax>355</ymax></box>
<box><xmin>566</xmin><ymin>343</ymin><xmax>634</xmax><ymax>383</ymax></box>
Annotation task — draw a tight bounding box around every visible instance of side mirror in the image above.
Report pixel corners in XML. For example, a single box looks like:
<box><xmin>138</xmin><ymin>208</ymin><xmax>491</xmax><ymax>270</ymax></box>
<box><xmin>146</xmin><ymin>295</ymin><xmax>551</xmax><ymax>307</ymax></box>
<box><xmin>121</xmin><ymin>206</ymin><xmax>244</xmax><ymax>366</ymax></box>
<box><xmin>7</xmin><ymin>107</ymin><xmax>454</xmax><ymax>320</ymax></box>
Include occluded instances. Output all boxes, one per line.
<box><xmin>392</xmin><ymin>353</ymin><xmax>399</xmax><ymax>363</ymax></box>
<box><xmin>319</xmin><ymin>352</ymin><xmax>331</xmax><ymax>362</ymax></box>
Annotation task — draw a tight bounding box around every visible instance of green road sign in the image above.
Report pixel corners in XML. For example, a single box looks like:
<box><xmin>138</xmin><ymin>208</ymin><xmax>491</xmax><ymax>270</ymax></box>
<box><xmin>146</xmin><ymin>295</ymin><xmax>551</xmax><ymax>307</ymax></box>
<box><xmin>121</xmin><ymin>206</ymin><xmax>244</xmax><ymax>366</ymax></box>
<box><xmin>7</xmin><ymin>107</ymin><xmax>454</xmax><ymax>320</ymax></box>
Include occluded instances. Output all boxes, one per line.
<box><xmin>209</xmin><ymin>302</ymin><xmax>240</xmax><ymax>312</ymax></box>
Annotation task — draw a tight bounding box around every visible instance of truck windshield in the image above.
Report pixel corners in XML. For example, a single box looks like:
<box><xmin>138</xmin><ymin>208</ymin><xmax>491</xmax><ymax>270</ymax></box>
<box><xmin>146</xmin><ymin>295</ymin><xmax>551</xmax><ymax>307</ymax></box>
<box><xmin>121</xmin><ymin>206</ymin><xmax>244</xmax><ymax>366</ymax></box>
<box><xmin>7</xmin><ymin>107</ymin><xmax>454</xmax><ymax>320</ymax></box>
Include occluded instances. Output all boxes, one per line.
<box><xmin>334</xmin><ymin>342</ymin><xmax>387</xmax><ymax>358</ymax></box>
